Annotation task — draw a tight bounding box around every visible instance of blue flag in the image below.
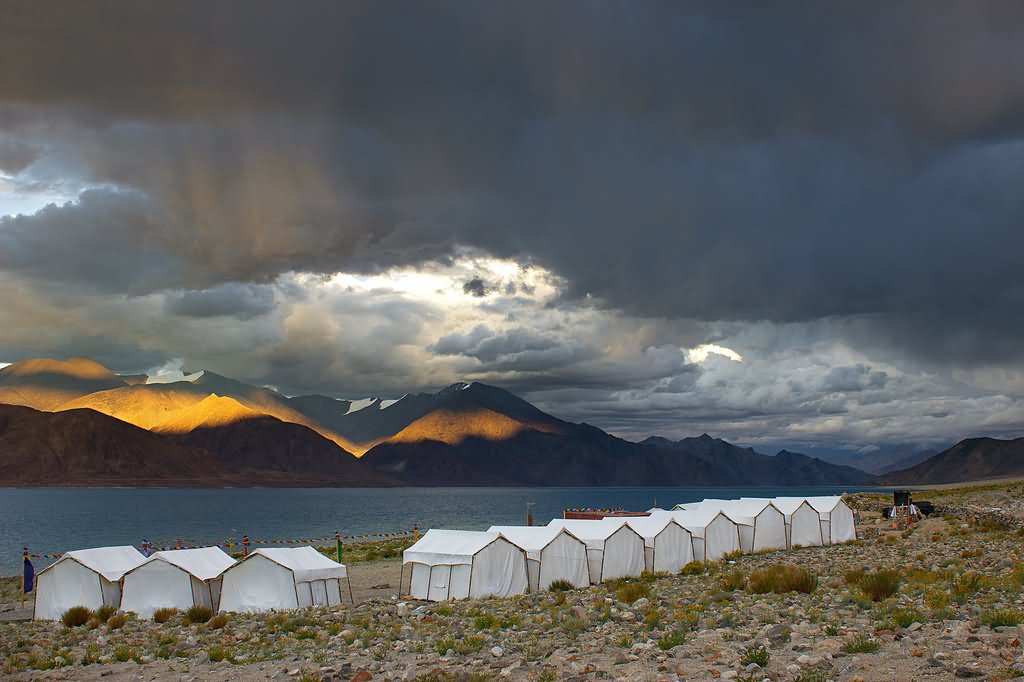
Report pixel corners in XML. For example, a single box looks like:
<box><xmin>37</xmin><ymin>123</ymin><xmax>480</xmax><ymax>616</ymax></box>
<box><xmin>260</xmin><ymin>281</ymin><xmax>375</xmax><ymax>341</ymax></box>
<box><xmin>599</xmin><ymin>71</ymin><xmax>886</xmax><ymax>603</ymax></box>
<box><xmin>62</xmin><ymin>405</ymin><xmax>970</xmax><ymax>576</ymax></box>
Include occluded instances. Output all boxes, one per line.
<box><xmin>23</xmin><ymin>557</ymin><xmax>34</xmax><ymax>593</ymax></box>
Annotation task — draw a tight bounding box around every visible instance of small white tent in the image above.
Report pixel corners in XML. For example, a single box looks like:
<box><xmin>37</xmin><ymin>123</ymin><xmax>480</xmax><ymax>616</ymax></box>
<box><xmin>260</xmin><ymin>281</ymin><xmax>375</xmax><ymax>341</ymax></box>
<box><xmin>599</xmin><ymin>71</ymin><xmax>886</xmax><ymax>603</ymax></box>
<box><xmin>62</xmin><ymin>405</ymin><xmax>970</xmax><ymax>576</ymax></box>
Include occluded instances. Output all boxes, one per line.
<box><xmin>690</xmin><ymin>499</ymin><xmax>788</xmax><ymax>553</ymax></box>
<box><xmin>402</xmin><ymin>530</ymin><xmax>529</xmax><ymax>601</ymax></box>
<box><xmin>660</xmin><ymin>509</ymin><xmax>741</xmax><ymax>562</ymax></box>
<box><xmin>804</xmin><ymin>496</ymin><xmax>857</xmax><ymax>544</ymax></box>
<box><xmin>743</xmin><ymin>497</ymin><xmax>823</xmax><ymax>547</ymax></box>
<box><xmin>487</xmin><ymin>525</ymin><xmax>590</xmax><ymax>591</ymax></box>
<box><xmin>34</xmin><ymin>546</ymin><xmax>146</xmax><ymax>621</ymax></box>
<box><xmin>218</xmin><ymin>547</ymin><xmax>351</xmax><ymax>612</ymax></box>
<box><xmin>547</xmin><ymin>518</ymin><xmax>645</xmax><ymax>583</ymax></box>
<box><xmin>120</xmin><ymin>547</ymin><xmax>236</xmax><ymax>618</ymax></box>
<box><xmin>622</xmin><ymin>515</ymin><xmax>694</xmax><ymax>573</ymax></box>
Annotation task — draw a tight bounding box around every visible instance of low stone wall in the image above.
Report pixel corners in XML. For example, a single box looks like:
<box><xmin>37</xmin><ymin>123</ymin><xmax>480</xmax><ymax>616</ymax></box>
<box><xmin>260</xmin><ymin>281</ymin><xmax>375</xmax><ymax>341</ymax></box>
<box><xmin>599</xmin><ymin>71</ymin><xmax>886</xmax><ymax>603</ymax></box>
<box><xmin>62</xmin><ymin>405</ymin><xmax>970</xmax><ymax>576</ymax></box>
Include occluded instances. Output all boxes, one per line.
<box><xmin>935</xmin><ymin>503</ymin><xmax>1024</xmax><ymax>532</ymax></box>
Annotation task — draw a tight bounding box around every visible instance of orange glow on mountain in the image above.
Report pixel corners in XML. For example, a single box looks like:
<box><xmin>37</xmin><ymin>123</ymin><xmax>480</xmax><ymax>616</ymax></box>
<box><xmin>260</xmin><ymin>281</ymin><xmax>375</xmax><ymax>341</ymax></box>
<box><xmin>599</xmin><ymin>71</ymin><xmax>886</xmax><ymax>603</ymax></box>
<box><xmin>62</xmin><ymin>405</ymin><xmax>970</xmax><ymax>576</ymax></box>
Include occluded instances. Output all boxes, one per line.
<box><xmin>58</xmin><ymin>385</ymin><xmax>207</xmax><ymax>429</ymax></box>
<box><xmin>386</xmin><ymin>408</ymin><xmax>562</xmax><ymax>445</ymax></box>
<box><xmin>152</xmin><ymin>394</ymin><xmax>266</xmax><ymax>432</ymax></box>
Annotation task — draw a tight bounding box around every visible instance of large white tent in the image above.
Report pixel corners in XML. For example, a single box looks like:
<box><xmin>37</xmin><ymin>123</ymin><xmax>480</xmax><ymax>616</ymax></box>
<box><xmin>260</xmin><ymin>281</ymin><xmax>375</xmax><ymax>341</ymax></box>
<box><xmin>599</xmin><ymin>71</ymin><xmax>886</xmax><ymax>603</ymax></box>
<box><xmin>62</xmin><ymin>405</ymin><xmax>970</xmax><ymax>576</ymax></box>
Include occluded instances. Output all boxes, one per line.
<box><xmin>743</xmin><ymin>497</ymin><xmax>823</xmax><ymax>547</ymax></box>
<box><xmin>621</xmin><ymin>515</ymin><xmax>694</xmax><ymax>573</ymax></box>
<box><xmin>487</xmin><ymin>525</ymin><xmax>590</xmax><ymax>591</ymax></box>
<box><xmin>802</xmin><ymin>496</ymin><xmax>857</xmax><ymax>544</ymax></box>
<box><xmin>402</xmin><ymin>530</ymin><xmax>529</xmax><ymax>601</ymax></box>
<box><xmin>547</xmin><ymin>518</ymin><xmax>645</xmax><ymax>583</ymax></box>
<box><xmin>685</xmin><ymin>499</ymin><xmax>788</xmax><ymax>553</ymax></box>
<box><xmin>120</xmin><ymin>547</ymin><xmax>235</xmax><ymax>618</ymax></box>
<box><xmin>34</xmin><ymin>546</ymin><xmax>146</xmax><ymax>621</ymax></box>
<box><xmin>218</xmin><ymin>547</ymin><xmax>351</xmax><ymax>612</ymax></box>
<box><xmin>658</xmin><ymin>509</ymin><xmax>740</xmax><ymax>562</ymax></box>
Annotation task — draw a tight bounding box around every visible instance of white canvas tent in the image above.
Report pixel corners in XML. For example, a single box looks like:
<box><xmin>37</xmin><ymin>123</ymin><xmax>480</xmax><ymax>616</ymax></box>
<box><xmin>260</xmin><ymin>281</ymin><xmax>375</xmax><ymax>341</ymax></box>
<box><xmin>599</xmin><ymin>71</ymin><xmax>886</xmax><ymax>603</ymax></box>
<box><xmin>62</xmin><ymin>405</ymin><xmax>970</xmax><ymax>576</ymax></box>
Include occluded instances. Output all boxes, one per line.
<box><xmin>657</xmin><ymin>509</ymin><xmax>740</xmax><ymax>562</ymax></box>
<box><xmin>218</xmin><ymin>547</ymin><xmax>351</xmax><ymax>612</ymax></box>
<box><xmin>803</xmin><ymin>496</ymin><xmax>857</xmax><ymax>544</ymax></box>
<box><xmin>547</xmin><ymin>518</ymin><xmax>645</xmax><ymax>583</ymax></box>
<box><xmin>487</xmin><ymin>525</ymin><xmax>589</xmax><ymax>591</ymax></box>
<box><xmin>34</xmin><ymin>546</ymin><xmax>146</xmax><ymax>621</ymax></box>
<box><xmin>743</xmin><ymin>497</ymin><xmax>823</xmax><ymax>547</ymax></box>
<box><xmin>688</xmin><ymin>499</ymin><xmax>788</xmax><ymax>553</ymax></box>
<box><xmin>621</xmin><ymin>515</ymin><xmax>694</xmax><ymax>573</ymax></box>
<box><xmin>402</xmin><ymin>530</ymin><xmax>529</xmax><ymax>601</ymax></box>
<box><xmin>120</xmin><ymin>547</ymin><xmax>235</xmax><ymax>618</ymax></box>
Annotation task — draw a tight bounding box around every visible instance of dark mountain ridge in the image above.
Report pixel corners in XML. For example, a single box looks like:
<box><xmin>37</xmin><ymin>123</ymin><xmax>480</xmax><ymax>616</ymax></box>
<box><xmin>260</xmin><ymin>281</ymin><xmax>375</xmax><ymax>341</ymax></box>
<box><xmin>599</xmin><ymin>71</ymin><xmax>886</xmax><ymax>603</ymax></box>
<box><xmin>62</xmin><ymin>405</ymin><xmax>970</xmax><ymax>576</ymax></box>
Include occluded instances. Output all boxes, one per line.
<box><xmin>883</xmin><ymin>436</ymin><xmax>1024</xmax><ymax>484</ymax></box>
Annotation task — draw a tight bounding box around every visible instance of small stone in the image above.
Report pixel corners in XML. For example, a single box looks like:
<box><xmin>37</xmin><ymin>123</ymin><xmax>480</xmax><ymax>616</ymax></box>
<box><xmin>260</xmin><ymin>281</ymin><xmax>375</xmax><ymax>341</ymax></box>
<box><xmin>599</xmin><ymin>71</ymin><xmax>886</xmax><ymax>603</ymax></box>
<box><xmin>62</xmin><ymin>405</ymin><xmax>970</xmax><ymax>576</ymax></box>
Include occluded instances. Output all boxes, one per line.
<box><xmin>954</xmin><ymin>667</ymin><xmax>984</xmax><ymax>678</ymax></box>
<box><xmin>195</xmin><ymin>651</ymin><xmax>210</xmax><ymax>664</ymax></box>
<box><xmin>907</xmin><ymin>622</ymin><xmax>923</xmax><ymax>632</ymax></box>
<box><xmin>632</xmin><ymin>597</ymin><xmax>650</xmax><ymax>610</ymax></box>
<box><xmin>490</xmin><ymin>646</ymin><xmax>503</xmax><ymax>657</ymax></box>
<box><xmin>350</xmin><ymin>672</ymin><xmax>374</xmax><ymax>682</ymax></box>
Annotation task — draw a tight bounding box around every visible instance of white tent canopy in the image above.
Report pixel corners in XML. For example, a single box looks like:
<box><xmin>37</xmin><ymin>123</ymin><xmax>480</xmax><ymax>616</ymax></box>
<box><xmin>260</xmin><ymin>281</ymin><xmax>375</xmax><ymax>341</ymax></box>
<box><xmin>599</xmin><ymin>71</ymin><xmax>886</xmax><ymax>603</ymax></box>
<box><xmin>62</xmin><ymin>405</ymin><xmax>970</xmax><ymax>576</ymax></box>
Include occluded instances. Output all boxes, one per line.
<box><xmin>547</xmin><ymin>518</ymin><xmax>646</xmax><ymax>583</ymax></box>
<box><xmin>621</xmin><ymin>515</ymin><xmax>694</xmax><ymax>573</ymax></box>
<box><xmin>120</xmin><ymin>547</ymin><xmax>235</xmax><ymax>618</ymax></box>
<box><xmin>34</xmin><ymin>546</ymin><xmax>146</xmax><ymax>621</ymax></box>
<box><xmin>743</xmin><ymin>497</ymin><xmax>823</xmax><ymax>547</ymax></box>
<box><xmin>794</xmin><ymin>496</ymin><xmax>857</xmax><ymax>544</ymax></box>
<box><xmin>654</xmin><ymin>509</ymin><xmax>741</xmax><ymax>562</ymax></box>
<box><xmin>686</xmin><ymin>499</ymin><xmax>788</xmax><ymax>552</ymax></box>
<box><xmin>218</xmin><ymin>547</ymin><xmax>350</xmax><ymax>612</ymax></box>
<box><xmin>402</xmin><ymin>530</ymin><xmax>529</xmax><ymax>601</ymax></box>
<box><xmin>488</xmin><ymin>525</ymin><xmax>590</xmax><ymax>591</ymax></box>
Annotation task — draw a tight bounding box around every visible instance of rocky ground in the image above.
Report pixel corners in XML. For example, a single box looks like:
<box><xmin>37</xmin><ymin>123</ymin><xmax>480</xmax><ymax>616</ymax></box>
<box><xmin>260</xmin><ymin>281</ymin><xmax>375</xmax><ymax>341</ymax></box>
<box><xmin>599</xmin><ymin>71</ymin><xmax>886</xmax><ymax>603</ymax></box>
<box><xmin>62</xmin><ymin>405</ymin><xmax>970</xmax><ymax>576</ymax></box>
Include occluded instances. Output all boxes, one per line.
<box><xmin>4</xmin><ymin>486</ymin><xmax>1024</xmax><ymax>681</ymax></box>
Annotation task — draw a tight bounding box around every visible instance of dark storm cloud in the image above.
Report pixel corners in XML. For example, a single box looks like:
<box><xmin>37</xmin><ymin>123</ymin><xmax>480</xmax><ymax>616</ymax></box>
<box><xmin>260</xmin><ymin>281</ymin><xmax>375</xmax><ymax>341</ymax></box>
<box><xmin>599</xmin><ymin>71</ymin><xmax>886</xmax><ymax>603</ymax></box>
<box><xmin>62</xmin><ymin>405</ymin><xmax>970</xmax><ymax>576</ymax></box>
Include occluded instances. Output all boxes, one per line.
<box><xmin>165</xmin><ymin>283</ymin><xmax>275</xmax><ymax>319</ymax></box>
<box><xmin>462</xmin><ymin>278</ymin><xmax>489</xmax><ymax>298</ymax></box>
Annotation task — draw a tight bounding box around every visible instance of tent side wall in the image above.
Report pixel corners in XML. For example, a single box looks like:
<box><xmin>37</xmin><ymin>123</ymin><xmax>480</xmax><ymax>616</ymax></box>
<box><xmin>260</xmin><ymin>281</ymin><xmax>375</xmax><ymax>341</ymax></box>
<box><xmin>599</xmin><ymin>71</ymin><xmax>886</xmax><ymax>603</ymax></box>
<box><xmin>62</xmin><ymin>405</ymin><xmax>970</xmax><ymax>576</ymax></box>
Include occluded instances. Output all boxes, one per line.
<box><xmin>599</xmin><ymin>527</ymin><xmax>645</xmax><ymax>582</ymax></box>
<box><xmin>789</xmin><ymin>504</ymin><xmax>824</xmax><ymax>547</ymax></box>
<box><xmin>219</xmin><ymin>555</ymin><xmax>298</xmax><ymax>613</ymax></box>
<box><xmin>538</xmin><ymin>533</ymin><xmax>589</xmax><ymax>590</ymax></box>
<box><xmin>829</xmin><ymin>502</ymin><xmax>857</xmax><ymax>543</ymax></box>
<box><xmin>120</xmin><ymin>559</ymin><xmax>195</xmax><ymax>618</ymax></box>
<box><xmin>652</xmin><ymin>524</ymin><xmax>693</xmax><ymax>573</ymax></box>
<box><xmin>468</xmin><ymin>538</ymin><xmax>528</xmax><ymax>599</ymax></box>
<box><xmin>737</xmin><ymin>524</ymin><xmax>755</xmax><ymax>553</ymax></box>
<box><xmin>704</xmin><ymin>515</ymin><xmax>740</xmax><ymax>561</ymax></box>
<box><xmin>34</xmin><ymin>559</ymin><xmax>105</xmax><ymax>621</ymax></box>
<box><xmin>752</xmin><ymin>507</ymin><xmax>788</xmax><ymax>552</ymax></box>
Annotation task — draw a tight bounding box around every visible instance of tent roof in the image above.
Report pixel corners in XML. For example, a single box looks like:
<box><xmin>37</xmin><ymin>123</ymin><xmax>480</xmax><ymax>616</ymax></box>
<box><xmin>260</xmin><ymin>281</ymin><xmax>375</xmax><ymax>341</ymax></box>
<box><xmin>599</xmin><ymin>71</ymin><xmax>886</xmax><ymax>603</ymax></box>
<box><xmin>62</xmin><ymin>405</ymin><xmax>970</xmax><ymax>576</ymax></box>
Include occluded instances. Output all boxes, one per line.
<box><xmin>403</xmin><ymin>529</ymin><xmax>505</xmax><ymax>566</ymax></box>
<box><xmin>547</xmin><ymin>517</ymin><xmax>634</xmax><ymax>542</ymax></box>
<box><xmin>487</xmin><ymin>525</ymin><xmax>580</xmax><ymax>552</ymax></box>
<box><xmin>650</xmin><ymin>509</ymin><xmax>737</xmax><ymax>536</ymax></box>
<box><xmin>776</xmin><ymin>495</ymin><xmax>845</xmax><ymax>513</ymax></box>
<box><xmin>622</xmin><ymin>514</ymin><xmax>690</xmax><ymax>539</ymax></box>
<box><xmin>740</xmin><ymin>497</ymin><xmax>812</xmax><ymax>514</ymax></box>
<box><xmin>141</xmin><ymin>547</ymin><xmax>236</xmax><ymax>580</ymax></box>
<box><xmin>44</xmin><ymin>546</ymin><xmax>146</xmax><ymax>582</ymax></box>
<box><xmin>248</xmin><ymin>546</ymin><xmax>347</xmax><ymax>582</ymax></box>
<box><xmin>676</xmin><ymin>500</ymin><xmax>757</xmax><ymax>526</ymax></box>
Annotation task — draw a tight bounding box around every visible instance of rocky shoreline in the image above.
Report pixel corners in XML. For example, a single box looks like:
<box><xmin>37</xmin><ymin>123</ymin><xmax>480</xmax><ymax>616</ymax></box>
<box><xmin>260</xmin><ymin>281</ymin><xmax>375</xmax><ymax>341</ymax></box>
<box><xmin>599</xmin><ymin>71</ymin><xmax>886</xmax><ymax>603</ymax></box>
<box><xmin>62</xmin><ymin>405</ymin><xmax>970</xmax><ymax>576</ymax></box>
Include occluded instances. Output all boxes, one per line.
<box><xmin>3</xmin><ymin>485</ymin><xmax>1024</xmax><ymax>681</ymax></box>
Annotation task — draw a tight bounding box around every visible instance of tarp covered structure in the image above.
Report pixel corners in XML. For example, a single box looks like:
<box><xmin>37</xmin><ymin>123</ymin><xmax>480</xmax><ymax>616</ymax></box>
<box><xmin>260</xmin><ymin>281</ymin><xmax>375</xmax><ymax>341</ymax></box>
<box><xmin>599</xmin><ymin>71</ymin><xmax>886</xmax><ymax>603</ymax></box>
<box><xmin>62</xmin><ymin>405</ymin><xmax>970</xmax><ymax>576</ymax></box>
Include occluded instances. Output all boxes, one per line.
<box><xmin>656</xmin><ymin>509</ymin><xmax>740</xmax><ymax>562</ymax></box>
<box><xmin>402</xmin><ymin>530</ymin><xmax>529</xmax><ymax>601</ymax></box>
<box><xmin>218</xmin><ymin>547</ymin><xmax>351</xmax><ymax>612</ymax></box>
<box><xmin>487</xmin><ymin>525</ymin><xmax>590</xmax><ymax>591</ymax></box>
<box><xmin>621</xmin><ymin>515</ymin><xmax>694</xmax><ymax>573</ymax></box>
<box><xmin>786</xmin><ymin>496</ymin><xmax>857</xmax><ymax>544</ymax></box>
<box><xmin>547</xmin><ymin>518</ymin><xmax>645</xmax><ymax>583</ymax></box>
<box><xmin>685</xmin><ymin>499</ymin><xmax>788</xmax><ymax>552</ymax></box>
<box><xmin>34</xmin><ymin>546</ymin><xmax>146</xmax><ymax>621</ymax></box>
<box><xmin>743</xmin><ymin>497</ymin><xmax>823</xmax><ymax>548</ymax></box>
<box><xmin>120</xmin><ymin>547</ymin><xmax>235</xmax><ymax>618</ymax></box>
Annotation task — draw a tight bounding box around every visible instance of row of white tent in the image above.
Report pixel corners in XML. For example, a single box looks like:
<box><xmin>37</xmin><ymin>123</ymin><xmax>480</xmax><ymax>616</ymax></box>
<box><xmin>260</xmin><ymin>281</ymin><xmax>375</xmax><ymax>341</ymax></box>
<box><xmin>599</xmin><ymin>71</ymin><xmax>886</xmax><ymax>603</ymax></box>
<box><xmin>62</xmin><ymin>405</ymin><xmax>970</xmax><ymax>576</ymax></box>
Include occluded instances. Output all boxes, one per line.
<box><xmin>400</xmin><ymin>496</ymin><xmax>856</xmax><ymax>601</ymax></box>
<box><xmin>34</xmin><ymin>545</ymin><xmax>352</xmax><ymax>621</ymax></box>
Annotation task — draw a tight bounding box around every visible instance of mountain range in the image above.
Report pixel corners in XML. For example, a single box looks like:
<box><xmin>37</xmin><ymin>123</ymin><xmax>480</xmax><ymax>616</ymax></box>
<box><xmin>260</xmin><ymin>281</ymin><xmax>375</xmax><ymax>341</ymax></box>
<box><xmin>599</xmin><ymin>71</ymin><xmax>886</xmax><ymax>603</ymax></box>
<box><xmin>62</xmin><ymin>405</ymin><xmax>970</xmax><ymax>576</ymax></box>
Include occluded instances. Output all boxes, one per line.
<box><xmin>0</xmin><ymin>356</ymin><xmax>1018</xmax><ymax>487</ymax></box>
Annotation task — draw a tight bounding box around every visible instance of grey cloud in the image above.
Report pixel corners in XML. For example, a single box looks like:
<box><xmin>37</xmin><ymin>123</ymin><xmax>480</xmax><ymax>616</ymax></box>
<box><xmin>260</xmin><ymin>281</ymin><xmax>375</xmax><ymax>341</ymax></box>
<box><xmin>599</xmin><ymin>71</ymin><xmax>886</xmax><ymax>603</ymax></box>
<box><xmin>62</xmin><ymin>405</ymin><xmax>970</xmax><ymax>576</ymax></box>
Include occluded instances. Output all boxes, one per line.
<box><xmin>462</xmin><ymin>278</ymin><xmax>489</xmax><ymax>298</ymax></box>
<box><xmin>165</xmin><ymin>283</ymin><xmax>275</xmax><ymax>319</ymax></box>
<box><xmin>822</xmin><ymin>364</ymin><xmax>888</xmax><ymax>393</ymax></box>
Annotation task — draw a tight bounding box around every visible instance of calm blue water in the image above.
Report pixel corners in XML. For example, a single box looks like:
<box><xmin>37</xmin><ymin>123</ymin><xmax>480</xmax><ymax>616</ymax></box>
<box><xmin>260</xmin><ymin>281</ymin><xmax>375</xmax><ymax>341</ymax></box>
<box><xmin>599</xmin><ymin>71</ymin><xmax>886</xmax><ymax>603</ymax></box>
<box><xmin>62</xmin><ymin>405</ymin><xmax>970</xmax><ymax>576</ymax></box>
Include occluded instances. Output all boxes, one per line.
<box><xmin>0</xmin><ymin>486</ymin><xmax>885</xmax><ymax>574</ymax></box>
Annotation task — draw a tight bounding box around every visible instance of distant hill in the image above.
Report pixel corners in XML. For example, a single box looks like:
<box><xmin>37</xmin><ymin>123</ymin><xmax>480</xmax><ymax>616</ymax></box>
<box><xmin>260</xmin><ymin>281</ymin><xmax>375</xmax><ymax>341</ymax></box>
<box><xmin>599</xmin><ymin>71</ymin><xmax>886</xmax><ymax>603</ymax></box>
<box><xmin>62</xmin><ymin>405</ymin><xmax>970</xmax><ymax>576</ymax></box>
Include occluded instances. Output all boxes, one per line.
<box><xmin>0</xmin><ymin>404</ymin><xmax>229</xmax><ymax>485</ymax></box>
<box><xmin>884</xmin><ymin>437</ymin><xmax>1024</xmax><ymax>484</ymax></box>
<box><xmin>0</xmin><ymin>356</ymin><xmax>876</xmax><ymax>487</ymax></box>
<box><xmin>0</xmin><ymin>357</ymin><xmax>126</xmax><ymax>410</ymax></box>
<box><xmin>801</xmin><ymin>443</ymin><xmax>938</xmax><ymax>475</ymax></box>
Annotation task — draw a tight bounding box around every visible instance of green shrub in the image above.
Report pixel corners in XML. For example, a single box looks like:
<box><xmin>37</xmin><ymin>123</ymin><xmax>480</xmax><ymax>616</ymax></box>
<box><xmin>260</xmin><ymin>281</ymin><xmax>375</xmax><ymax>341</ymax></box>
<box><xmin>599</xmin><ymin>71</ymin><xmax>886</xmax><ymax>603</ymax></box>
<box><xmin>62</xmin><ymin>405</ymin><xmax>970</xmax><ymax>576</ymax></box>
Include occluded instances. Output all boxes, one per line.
<box><xmin>94</xmin><ymin>605</ymin><xmax>116</xmax><ymax>622</ymax></box>
<box><xmin>843</xmin><ymin>568</ymin><xmax>865</xmax><ymax>586</ymax></box>
<box><xmin>548</xmin><ymin>579</ymin><xmax>574</xmax><ymax>592</ymax></box>
<box><xmin>656</xmin><ymin>630</ymin><xmax>686</xmax><ymax>650</ymax></box>
<box><xmin>106</xmin><ymin>612</ymin><xmax>128</xmax><ymax>630</ymax></box>
<box><xmin>721</xmin><ymin>549</ymin><xmax>744</xmax><ymax>562</ymax></box>
<box><xmin>60</xmin><ymin>606</ymin><xmax>92</xmax><ymax>628</ymax></box>
<box><xmin>1011</xmin><ymin>564</ymin><xmax>1024</xmax><ymax>587</ymax></box>
<box><xmin>112</xmin><ymin>646</ymin><xmax>135</xmax><ymax>663</ymax></box>
<box><xmin>183</xmin><ymin>605</ymin><xmax>213</xmax><ymax>625</ymax></box>
<box><xmin>924</xmin><ymin>589</ymin><xmax>949</xmax><ymax>610</ymax></box>
<box><xmin>739</xmin><ymin>645</ymin><xmax>770</xmax><ymax>667</ymax></box>
<box><xmin>615</xmin><ymin>581</ymin><xmax>650</xmax><ymax>604</ymax></box>
<box><xmin>792</xmin><ymin>671</ymin><xmax>829</xmax><ymax>682</ymax></box>
<box><xmin>719</xmin><ymin>570</ymin><xmax>746</xmax><ymax>591</ymax></box>
<box><xmin>952</xmin><ymin>572</ymin><xmax>983</xmax><ymax>604</ymax></box>
<box><xmin>209</xmin><ymin>613</ymin><xmax>229</xmax><ymax>630</ymax></box>
<box><xmin>681</xmin><ymin>560</ymin><xmax>705</xmax><ymax>576</ymax></box>
<box><xmin>153</xmin><ymin>607</ymin><xmax>177</xmax><ymax>623</ymax></box>
<box><xmin>888</xmin><ymin>608</ymin><xmax>922</xmax><ymax>629</ymax></box>
<box><xmin>207</xmin><ymin>645</ymin><xmax>235</xmax><ymax>663</ymax></box>
<box><xmin>842</xmin><ymin>634</ymin><xmax>880</xmax><ymax>654</ymax></box>
<box><xmin>981</xmin><ymin>608</ymin><xmax>1024</xmax><ymax>628</ymax></box>
<box><xmin>858</xmin><ymin>570</ymin><xmax>901</xmax><ymax>601</ymax></box>
<box><xmin>746</xmin><ymin>564</ymin><xmax>817</xmax><ymax>594</ymax></box>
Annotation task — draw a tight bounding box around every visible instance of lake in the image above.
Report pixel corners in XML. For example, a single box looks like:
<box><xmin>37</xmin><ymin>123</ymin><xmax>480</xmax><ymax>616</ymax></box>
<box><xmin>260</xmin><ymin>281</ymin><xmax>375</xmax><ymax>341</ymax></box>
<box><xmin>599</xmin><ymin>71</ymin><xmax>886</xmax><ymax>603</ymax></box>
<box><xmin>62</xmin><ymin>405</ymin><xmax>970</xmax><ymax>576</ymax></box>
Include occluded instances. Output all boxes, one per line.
<box><xmin>0</xmin><ymin>485</ymin><xmax>886</xmax><ymax>574</ymax></box>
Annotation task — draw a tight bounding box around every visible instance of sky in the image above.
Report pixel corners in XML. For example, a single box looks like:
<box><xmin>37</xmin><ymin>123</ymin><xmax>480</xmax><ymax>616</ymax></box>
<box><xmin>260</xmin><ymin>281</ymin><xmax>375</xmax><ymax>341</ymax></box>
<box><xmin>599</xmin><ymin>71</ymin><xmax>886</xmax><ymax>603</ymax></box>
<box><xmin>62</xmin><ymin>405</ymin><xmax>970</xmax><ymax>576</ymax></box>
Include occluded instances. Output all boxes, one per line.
<box><xmin>2</xmin><ymin>2</ymin><xmax>1024</xmax><ymax>457</ymax></box>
